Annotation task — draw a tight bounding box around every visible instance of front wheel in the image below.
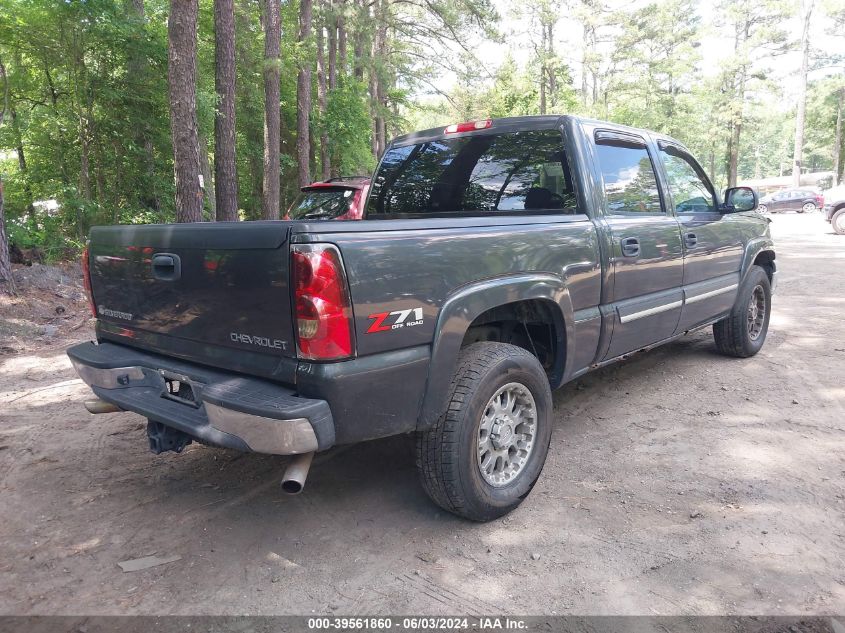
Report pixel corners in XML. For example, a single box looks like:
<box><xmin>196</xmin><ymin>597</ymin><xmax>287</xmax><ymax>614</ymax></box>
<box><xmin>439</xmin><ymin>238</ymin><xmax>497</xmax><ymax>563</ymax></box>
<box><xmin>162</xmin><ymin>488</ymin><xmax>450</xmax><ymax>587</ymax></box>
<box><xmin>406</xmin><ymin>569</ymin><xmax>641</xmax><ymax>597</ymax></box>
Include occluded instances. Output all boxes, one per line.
<box><xmin>713</xmin><ymin>265</ymin><xmax>771</xmax><ymax>358</ymax></box>
<box><xmin>833</xmin><ymin>210</ymin><xmax>845</xmax><ymax>235</ymax></box>
<box><xmin>415</xmin><ymin>342</ymin><xmax>553</xmax><ymax>522</ymax></box>
<box><xmin>757</xmin><ymin>204</ymin><xmax>768</xmax><ymax>214</ymax></box>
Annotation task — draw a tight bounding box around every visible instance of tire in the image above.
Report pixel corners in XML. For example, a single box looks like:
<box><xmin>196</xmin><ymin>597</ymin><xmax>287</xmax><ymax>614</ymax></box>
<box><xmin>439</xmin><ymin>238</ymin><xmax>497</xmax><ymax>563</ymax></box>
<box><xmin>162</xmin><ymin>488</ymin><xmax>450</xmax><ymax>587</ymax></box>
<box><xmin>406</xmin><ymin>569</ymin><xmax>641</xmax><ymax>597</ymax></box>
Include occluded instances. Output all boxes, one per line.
<box><xmin>833</xmin><ymin>209</ymin><xmax>845</xmax><ymax>235</ymax></box>
<box><xmin>415</xmin><ymin>342</ymin><xmax>553</xmax><ymax>522</ymax></box>
<box><xmin>713</xmin><ymin>265</ymin><xmax>771</xmax><ymax>358</ymax></box>
<box><xmin>801</xmin><ymin>202</ymin><xmax>816</xmax><ymax>214</ymax></box>
<box><xmin>757</xmin><ymin>204</ymin><xmax>768</xmax><ymax>214</ymax></box>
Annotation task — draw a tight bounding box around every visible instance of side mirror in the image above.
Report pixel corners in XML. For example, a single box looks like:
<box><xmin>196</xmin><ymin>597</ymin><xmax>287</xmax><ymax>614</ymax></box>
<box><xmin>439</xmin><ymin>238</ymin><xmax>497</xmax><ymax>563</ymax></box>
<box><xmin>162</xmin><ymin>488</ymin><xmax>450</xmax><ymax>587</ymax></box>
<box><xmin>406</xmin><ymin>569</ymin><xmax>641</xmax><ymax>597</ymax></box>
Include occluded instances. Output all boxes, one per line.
<box><xmin>723</xmin><ymin>186</ymin><xmax>758</xmax><ymax>213</ymax></box>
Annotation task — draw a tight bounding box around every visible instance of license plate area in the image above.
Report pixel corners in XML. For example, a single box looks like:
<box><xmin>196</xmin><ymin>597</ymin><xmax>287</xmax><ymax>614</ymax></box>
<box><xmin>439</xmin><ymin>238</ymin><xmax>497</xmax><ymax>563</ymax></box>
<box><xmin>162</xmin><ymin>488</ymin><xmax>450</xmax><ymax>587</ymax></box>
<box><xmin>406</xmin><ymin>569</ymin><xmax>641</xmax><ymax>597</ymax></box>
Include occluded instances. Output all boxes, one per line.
<box><xmin>159</xmin><ymin>370</ymin><xmax>202</xmax><ymax>408</ymax></box>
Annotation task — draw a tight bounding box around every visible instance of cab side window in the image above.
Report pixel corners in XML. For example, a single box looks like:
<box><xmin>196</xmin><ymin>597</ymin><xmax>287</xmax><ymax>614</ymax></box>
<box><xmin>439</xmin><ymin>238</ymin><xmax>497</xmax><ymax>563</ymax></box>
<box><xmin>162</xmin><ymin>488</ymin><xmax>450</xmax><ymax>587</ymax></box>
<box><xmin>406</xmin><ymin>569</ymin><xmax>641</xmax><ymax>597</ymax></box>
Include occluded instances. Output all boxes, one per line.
<box><xmin>594</xmin><ymin>140</ymin><xmax>663</xmax><ymax>215</ymax></box>
<box><xmin>659</xmin><ymin>145</ymin><xmax>716</xmax><ymax>213</ymax></box>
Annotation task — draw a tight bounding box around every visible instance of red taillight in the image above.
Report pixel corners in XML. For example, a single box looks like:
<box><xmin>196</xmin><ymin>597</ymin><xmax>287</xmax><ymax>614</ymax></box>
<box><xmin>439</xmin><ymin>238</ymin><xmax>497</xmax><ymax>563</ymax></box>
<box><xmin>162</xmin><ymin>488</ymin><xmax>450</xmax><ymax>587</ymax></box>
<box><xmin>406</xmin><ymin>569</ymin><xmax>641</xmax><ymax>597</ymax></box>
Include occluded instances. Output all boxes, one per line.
<box><xmin>81</xmin><ymin>246</ymin><xmax>96</xmax><ymax>317</ymax></box>
<box><xmin>444</xmin><ymin>119</ymin><xmax>492</xmax><ymax>134</ymax></box>
<box><xmin>291</xmin><ymin>244</ymin><xmax>354</xmax><ymax>360</ymax></box>
<box><xmin>816</xmin><ymin>194</ymin><xmax>824</xmax><ymax>205</ymax></box>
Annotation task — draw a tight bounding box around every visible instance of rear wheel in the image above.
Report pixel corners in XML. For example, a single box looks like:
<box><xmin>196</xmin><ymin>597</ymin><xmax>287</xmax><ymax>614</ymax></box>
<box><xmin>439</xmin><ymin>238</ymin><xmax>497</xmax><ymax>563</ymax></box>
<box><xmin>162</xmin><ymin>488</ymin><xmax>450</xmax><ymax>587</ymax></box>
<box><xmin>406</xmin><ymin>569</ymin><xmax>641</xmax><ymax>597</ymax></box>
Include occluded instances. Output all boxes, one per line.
<box><xmin>415</xmin><ymin>342</ymin><xmax>552</xmax><ymax>522</ymax></box>
<box><xmin>713</xmin><ymin>265</ymin><xmax>771</xmax><ymax>358</ymax></box>
<box><xmin>757</xmin><ymin>204</ymin><xmax>768</xmax><ymax>214</ymax></box>
<box><xmin>833</xmin><ymin>210</ymin><xmax>845</xmax><ymax>235</ymax></box>
<box><xmin>800</xmin><ymin>202</ymin><xmax>815</xmax><ymax>213</ymax></box>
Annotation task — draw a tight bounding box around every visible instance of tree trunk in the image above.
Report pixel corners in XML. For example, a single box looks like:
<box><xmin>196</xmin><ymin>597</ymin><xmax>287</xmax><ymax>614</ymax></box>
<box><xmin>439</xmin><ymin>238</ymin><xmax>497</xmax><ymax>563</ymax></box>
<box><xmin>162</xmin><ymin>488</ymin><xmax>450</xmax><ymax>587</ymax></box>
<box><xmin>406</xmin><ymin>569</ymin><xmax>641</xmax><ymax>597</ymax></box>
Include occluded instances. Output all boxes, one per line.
<box><xmin>78</xmin><ymin>51</ymin><xmax>94</xmax><ymax>205</ymax></box>
<box><xmin>539</xmin><ymin>24</ymin><xmax>547</xmax><ymax>115</ymax></box>
<box><xmin>297</xmin><ymin>0</ymin><xmax>313</xmax><ymax>188</ymax></box>
<box><xmin>726</xmin><ymin>48</ymin><xmax>747</xmax><ymax>189</ymax></box>
<box><xmin>581</xmin><ymin>23</ymin><xmax>594</xmax><ymax>110</ymax></box>
<box><xmin>369</xmin><ymin>61</ymin><xmax>379</xmax><ymax>159</ymax></box>
<box><xmin>328</xmin><ymin>7</ymin><xmax>338</xmax><ymax>90</ymax></box>
<box><xmin>168</xmin><ymin>0</ymin><xmax>204</xmax><ymax>223</ymax></box>
<box><xmin>337</xmin><ymin>1</ymin><xmax>347</xmax><ymax>74</ymax></box>
<box><xmin>317</xmin><ymin>16</ymin><xmax>330</xmax><ymax>180</ymax></box>
<box><xmin>371</xmin><ymin>1</ymin><xmax>386</xmax><ymax>158</ymax></box>
<box><xmin>546</xmin><ymin>22</ymin><xmax>556</xmax><ymax>108</ymax></box>
<box><xmin>709</xmin><ymin>148</ymin><xmax>716</xmax><ymax>185</ymax></box>
<box><xmin>352</xmin><ymin>0</ymin><xmax>365</xmax><ymax>80</ymax></box>
<box><xmin>791</xmin><ymin>0</ymin><xmax>814</xmax><ymax>187</ymax></box>
<box><xmin>262</xmin><ymin>0</ymin><xmax>282</xmax><ymax>219</ymax></box>
<box><xmin>112</xmin><ymin>139</ymin><xmax>123</xmax><ymax>223</ymax></box>
<box><xmin>79</xmin><ymin>115</ymin><xmax>92</xmax><ymax>201</ymax></box>
<box><xmin>727</xmin><ymin>118</ymin><xmax>741</xmax><ymax>189</ymax></box>
<box><xmin>199</xmin><ymin>134</ymin><xmax>216</xmax><ymax>219</ymax></box>
<box><xmin>0</xmin><ymin>58</ymin><xmax>15</xmax><ymax>295</ymax></box>
<box><xmin>214</xmin><ymin>0</ymin><xmax>239</xmax><ymax>220</ymax></box>
<box><xmin>833</xmin><ymin>86</ymin><xmax>843</xmax><ymax>186</ymax></box>
<box><xmin>0</xmin><ymin>177</ymin><xmax>14</xmax><ymax>296</ymax></box>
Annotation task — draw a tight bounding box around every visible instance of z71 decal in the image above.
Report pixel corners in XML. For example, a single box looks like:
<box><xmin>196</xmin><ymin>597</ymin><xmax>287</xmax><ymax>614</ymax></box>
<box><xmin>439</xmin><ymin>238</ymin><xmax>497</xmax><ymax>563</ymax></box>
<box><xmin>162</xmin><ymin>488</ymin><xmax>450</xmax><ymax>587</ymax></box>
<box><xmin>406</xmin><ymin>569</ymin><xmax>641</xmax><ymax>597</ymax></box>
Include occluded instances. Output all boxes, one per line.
<box><xmin>367</xmin><ymin>307</ymin><xmax>424</xmax><ymax>334</ymax></box>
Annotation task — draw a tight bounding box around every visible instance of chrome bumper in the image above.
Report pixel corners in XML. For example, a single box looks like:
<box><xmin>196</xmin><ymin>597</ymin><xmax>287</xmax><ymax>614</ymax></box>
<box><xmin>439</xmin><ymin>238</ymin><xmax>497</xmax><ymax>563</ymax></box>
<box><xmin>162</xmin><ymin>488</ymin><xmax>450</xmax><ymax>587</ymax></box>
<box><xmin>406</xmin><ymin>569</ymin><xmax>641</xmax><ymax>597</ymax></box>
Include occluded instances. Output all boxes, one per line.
<box><xmin>203</xmin><ymin>402</ymin><xmax>317</xmax><ymax>454</ymax></box>
<box><xmin>69</xmin><ymin>352</ymin><xmax>329</xmax><ymax>456</ymax></box>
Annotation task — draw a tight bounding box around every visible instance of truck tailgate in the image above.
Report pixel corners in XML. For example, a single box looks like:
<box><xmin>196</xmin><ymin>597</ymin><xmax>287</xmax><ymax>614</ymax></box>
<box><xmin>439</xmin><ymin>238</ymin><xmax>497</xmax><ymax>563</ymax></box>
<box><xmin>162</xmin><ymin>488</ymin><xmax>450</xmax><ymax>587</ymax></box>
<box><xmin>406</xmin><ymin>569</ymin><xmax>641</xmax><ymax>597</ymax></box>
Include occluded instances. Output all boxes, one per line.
<box><xmin>87</xmin><ymin>222</ymin><xmax>297</xmax><ymax>365</ymax></box>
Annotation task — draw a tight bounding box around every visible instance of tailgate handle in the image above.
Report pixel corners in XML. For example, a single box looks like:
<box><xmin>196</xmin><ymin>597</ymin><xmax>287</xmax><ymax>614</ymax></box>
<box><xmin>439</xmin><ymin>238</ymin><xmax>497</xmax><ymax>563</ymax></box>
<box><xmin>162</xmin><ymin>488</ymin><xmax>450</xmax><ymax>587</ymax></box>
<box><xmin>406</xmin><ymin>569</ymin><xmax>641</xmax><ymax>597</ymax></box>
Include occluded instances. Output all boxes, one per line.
<box><xmin>152</xmin><ymin>253</ymin><xmax>181</xmax><ymax>281</ymax></box>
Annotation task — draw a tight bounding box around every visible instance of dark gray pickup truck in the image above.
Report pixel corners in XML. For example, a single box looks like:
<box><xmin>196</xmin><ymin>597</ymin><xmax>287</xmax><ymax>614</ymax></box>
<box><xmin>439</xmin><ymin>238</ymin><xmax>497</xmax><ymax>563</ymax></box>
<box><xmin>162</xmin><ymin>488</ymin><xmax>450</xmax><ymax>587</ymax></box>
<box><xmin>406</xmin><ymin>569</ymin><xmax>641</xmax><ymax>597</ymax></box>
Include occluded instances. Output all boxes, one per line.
<box><xmin>68</xmin><ymin>115</ymin><xmax>776</xmax><ymax>521</ymax></box>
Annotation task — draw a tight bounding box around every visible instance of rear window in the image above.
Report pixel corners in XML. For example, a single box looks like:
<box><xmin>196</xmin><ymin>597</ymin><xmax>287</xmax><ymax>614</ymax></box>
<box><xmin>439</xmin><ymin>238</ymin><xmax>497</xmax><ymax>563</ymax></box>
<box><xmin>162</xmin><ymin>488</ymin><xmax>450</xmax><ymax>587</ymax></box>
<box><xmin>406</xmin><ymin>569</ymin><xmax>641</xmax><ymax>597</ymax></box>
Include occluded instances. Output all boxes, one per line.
<box><xmin>367</xmin><ymin>129</ymin><xmax>578</xmax><ymax>217</ymax></box>
<box><xmin>288</xmin><ymin>188</ymin><xmax>354</xmax><ymax>220</ymax></box>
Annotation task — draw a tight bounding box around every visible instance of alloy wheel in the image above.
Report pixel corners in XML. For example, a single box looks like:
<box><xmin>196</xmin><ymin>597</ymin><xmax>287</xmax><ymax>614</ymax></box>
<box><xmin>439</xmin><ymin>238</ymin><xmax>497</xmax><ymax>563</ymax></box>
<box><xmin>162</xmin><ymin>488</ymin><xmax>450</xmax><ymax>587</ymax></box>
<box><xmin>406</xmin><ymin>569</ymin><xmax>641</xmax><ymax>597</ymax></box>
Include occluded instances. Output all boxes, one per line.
<box><xmin>476</xmin><ymin>382</ymin><xmax>537</xmax><ymax>487</ymax></box>
<box><xmin>747</xmin><ymin>285</ymin><xmax>766</xmax><ymax>341</ymax></box>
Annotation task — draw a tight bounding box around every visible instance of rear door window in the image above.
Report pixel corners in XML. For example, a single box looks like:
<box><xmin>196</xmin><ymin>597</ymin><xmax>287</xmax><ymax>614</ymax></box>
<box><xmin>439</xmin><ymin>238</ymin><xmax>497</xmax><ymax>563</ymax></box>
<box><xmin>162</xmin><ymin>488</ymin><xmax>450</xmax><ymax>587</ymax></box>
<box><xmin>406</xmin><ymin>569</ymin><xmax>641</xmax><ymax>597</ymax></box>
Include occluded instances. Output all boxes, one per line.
<box><xmin>594</xmin><ymin>140</ymin><xmax>663</xmax><ymax>215</ymax></box>
<box><xmin>367</xmin><ymin>129</ymin><xmax>578</xmax><ymax>217</ymax></box>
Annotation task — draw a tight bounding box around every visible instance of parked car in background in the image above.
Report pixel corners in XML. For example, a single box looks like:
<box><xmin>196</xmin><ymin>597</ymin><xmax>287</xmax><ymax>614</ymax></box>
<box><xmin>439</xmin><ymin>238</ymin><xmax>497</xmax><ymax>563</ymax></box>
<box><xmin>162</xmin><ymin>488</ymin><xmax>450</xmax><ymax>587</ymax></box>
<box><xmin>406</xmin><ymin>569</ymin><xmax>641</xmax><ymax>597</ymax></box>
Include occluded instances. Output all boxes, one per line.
<box><xmin>823</xmin><ymin>185</ymin><xmax>845</xmax><ymax>235</ymax></box>
<box><xmin>757</xmin><ymin>188</ymin><xmax>823</xmax><ymax>214</ymax></box>
<box><xmin>284</xmin><ymin>177</ymin><xmax>370</xmax><ymax>220</ymax></box>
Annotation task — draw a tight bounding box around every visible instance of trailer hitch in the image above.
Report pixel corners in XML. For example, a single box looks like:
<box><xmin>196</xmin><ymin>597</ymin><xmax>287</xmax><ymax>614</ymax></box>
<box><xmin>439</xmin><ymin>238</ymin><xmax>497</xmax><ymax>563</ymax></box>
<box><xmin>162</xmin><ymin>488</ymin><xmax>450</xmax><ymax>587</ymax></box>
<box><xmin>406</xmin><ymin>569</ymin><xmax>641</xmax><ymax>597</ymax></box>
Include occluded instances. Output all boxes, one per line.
<box><xmin>146</xmin><ymin>420</ymin><xmax>193</xmax><ymax>454</ymax></box>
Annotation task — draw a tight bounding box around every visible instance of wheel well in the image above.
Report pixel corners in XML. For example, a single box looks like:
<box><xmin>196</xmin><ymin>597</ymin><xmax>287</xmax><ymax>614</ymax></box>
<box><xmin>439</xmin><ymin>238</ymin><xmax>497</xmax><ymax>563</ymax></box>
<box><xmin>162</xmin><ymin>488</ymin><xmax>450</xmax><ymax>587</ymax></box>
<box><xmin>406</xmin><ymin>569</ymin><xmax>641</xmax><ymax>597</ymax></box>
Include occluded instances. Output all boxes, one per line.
<box><xmin>753</xmin><ymin>250</ymin><xmax>776</xmax><ymax>283</ymax></box>
<box><xmin>461</xmin><ymin>299</ymin><xmax>564</xmax><ymax>383</ymax></box>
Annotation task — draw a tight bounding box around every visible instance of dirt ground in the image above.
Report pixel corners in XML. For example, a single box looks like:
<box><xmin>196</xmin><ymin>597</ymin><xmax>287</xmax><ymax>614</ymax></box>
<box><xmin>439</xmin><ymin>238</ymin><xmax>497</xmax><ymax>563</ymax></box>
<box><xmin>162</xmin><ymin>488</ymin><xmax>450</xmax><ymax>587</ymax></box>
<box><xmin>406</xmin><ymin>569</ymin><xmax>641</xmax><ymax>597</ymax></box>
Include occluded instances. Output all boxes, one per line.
<box><xmin>0</xmin><ymin>213</ymin><xmax>843</xmax><ymax>617</ymax></box>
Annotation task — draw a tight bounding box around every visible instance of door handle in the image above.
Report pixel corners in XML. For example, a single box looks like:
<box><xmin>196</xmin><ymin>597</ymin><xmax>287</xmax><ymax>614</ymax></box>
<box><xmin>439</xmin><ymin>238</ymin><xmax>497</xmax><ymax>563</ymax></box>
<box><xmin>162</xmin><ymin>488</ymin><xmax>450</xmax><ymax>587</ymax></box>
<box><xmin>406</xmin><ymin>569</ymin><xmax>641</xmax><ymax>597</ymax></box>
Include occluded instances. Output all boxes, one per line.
<box><xmin>620</xmin><ymin>237</ymin><xmax>640</xmax><ymax>257</ymax></box>
<box><xmin>684</xmin><ymin>232</ymin><xmax>698</xmax><ymax>248</ymax></box>
<box><xmin>151</xmin><ymin>252</ymin><xmax>181</xmax><ymax>281</ymax></box>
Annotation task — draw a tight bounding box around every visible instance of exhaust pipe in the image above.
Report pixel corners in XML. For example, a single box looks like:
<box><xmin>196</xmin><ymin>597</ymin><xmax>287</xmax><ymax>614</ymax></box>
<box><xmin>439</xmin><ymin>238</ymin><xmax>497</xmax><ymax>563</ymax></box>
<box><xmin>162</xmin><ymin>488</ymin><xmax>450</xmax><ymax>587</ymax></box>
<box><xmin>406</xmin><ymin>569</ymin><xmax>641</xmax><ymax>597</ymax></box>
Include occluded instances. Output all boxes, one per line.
<box><xmin>84</xmin><ymin>399</ymin><xmax>123</xmax><ymax>414</ymax></box>
<box><xmin>281</xmin><ymin>451</ymin><xmax>314</xmax><ymax>494</ymax></box>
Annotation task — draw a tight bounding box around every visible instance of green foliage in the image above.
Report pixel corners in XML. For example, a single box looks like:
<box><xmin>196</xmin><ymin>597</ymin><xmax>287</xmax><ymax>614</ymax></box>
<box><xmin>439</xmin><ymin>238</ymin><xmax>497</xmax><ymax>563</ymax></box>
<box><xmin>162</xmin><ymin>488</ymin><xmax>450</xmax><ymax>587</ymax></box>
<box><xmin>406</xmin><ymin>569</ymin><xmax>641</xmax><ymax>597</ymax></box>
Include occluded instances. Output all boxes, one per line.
<box><xmin>0</xmin><ymin>0</ymin><xmax>175</xmax><ymax>253</ymax></box>
<box><xmin>1</xmin><ymin>0</ymin><xmax>844</xmax><ymax>261</ymax></box>
<box><xmin>321</xmin><ymin>76</ymin><xmax>376</xmax><ymax>176</ymax></box>
<box><xmin>805</xmin><ymin>75</ymin><xmax>845</xmax><ymax>171</ymax></box>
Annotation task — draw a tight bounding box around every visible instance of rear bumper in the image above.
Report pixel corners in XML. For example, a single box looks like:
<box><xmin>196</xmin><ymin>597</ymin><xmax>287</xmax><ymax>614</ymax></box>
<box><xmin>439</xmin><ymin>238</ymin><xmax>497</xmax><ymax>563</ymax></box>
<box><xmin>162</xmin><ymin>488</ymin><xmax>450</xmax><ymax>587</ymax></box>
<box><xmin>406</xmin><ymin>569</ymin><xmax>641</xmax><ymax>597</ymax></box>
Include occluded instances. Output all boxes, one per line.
<box><xmin>68</xmin><ymin>342</ymin><xmax>334</xmax><ymax>454</ymax></box>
